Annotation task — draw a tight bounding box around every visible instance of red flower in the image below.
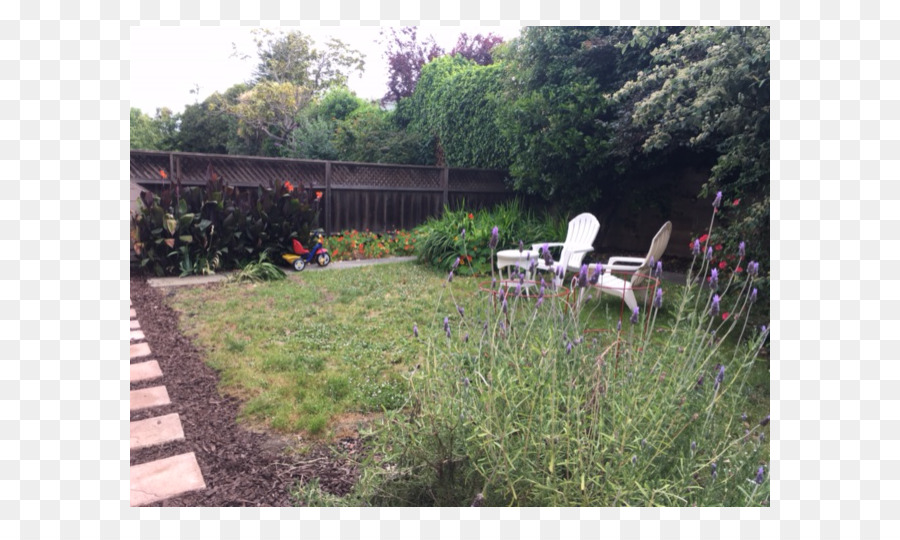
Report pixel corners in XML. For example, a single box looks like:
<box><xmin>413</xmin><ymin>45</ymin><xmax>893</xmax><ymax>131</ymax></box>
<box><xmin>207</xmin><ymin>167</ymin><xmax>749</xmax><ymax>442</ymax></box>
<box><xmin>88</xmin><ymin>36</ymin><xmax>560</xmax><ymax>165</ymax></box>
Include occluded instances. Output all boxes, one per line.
<box><xmin>284</xmin><ymin>181</ymin><xmax>294</xmax><ymax>192</ymax></box>
<box><xmin>699</xmin><ymin>234</ymin><xmax>710</xmax><ymax>244</ymax></box>
<box><xmin>719</xmin><ymin>261</ymin><xmax>727</xmax><ymax>270</ymax></box>
<box><xmin>468</xmin><ymin>213</ymin><xmax>474</xmax><ymax>219</ymax></box>
<box><xmin>714</xmin><ymin>244</ymin><xmax>723</xmax><ymax>251</ymax></box>
<box><xmin>733</xmin><ymin>199</ymin><xmax>740</xmax><ymax>206</ymax></box>
<box><xmin>722</xmin><ymin>312</ymin><xmax>730</xmax><ymax>321</ymax></box>
<box><xmin>735</xmin><ymin>266</ymin><xmax>744</xmax><ymax>273</ymax></box>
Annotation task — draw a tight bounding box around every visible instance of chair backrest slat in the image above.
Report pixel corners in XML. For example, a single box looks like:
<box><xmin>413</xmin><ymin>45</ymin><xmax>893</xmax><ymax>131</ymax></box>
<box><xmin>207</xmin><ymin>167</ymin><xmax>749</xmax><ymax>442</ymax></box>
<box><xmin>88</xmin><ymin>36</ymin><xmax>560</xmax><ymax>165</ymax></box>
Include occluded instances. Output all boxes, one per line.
<box><xmin>630</xmin><ymin>221</ymin><xmax>673</xmax><ymax>288</ymax></box>
<box><xmin>559</xmin><ymin>213</ymin><xmax>600</xmax><ymax>271</ymax></box>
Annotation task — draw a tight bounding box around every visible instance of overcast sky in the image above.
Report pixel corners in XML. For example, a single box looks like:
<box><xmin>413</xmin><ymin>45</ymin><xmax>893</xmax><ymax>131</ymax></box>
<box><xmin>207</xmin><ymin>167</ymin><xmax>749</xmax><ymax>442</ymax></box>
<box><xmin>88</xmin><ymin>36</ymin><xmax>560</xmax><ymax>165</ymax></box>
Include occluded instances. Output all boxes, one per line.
<box><xmin>129</xmin><ymin>25</ymin><xmax>524</xmax><ymax>115</ymax></box>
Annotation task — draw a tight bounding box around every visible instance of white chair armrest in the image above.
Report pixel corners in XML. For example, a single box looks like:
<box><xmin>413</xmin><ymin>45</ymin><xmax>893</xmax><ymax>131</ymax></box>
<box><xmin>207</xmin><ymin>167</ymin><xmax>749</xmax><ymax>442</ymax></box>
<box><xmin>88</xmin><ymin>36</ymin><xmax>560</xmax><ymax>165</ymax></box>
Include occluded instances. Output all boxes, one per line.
<box><xmin>604</xmin><ymin>257</ymin><xmax>645</xmax><ymax>273</ymax></box>
<box><xmin>532</xmin><ymin>242</ymin><xmax>565</xmax><ymax>251</ymax></box>
<box><xmin>568</xmin><ymin>245</ymin><xmax>594</xmax><ymax>254</ymax></box>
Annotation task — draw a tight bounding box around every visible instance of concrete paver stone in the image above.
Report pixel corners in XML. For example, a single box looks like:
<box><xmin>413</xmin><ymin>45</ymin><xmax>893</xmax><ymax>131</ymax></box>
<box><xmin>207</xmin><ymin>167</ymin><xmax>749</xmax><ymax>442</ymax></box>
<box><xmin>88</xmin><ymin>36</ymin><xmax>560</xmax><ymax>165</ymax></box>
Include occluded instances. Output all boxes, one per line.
<box><xmin>130</xmin><ymin>386</ymin><xmax>171</xmax><ymax>411</ymax></box>
<box><xmin>130</xmin><ymin>413</ymin><xmax>185</xmax><ymax>450</ymax></box>
<box><xmin>130</xmin><ymin>452</ymin><xmax>206</xmax><ymax>506</ymax></box>
<box><xmin>130</xmin><ymin>342</ymin><xmax>151</xmax><ymax>359</ymax></box>
<box><xmin>130</xmin><ymin>360</ymin><xmax>162</xmax><ymax>383</ymax></box>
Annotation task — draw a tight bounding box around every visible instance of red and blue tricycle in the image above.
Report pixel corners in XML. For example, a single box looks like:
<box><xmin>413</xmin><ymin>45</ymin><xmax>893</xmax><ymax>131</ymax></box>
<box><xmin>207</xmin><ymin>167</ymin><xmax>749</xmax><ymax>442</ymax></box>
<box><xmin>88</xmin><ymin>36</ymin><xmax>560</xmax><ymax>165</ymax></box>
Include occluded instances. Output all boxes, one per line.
<box><xmin>283</xmin><ymin>229</ymin><xmax>331</xmax><ymax>272</ymax></box>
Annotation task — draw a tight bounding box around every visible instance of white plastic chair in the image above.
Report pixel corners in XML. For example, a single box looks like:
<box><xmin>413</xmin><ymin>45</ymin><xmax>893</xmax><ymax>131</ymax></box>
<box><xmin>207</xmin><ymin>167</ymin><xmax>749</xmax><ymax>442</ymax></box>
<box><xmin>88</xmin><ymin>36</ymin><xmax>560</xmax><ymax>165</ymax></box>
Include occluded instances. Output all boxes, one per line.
<box><xmin>594</xmin><ymin>221</ymin><xmax>672</xmax><ymax>312</ymax></box>
<box><xmin>531</xmin><ymin>213</ymin><xmax>600</xmax><ymax>282</ymax></box>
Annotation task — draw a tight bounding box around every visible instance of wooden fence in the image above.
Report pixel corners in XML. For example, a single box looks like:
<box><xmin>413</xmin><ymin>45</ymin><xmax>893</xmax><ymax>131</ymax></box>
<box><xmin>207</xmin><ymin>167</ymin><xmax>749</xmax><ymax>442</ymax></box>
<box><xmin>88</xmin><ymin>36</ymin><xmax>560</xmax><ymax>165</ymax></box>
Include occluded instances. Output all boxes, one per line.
<box><xmin>131</xmin><ymin>150</ymin><xmax>512</xmax><ymax>233</ymax></box>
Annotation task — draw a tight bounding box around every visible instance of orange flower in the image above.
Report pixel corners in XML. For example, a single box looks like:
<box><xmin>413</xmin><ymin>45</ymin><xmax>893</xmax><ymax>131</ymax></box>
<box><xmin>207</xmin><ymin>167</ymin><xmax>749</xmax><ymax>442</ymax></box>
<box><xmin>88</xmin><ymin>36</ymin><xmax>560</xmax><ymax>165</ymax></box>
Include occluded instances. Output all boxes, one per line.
<box><xmin>468</xmin><ymin>213</ymin><xmax>474</xmax><ymax>219</ymax></box>
<box><xmin>284</xmin><ymin>181</ymin><xmax>294</xmax><ymax>192</ymax></box>
<box><xmin>159</xmin><ymin>169</ymin><xmax>168</xmax><ymax>179</ymax></box>
<box><xmin>316</xmin><ymin>191</ymin><xmax>323</xmax><ymax>199</ymax></box>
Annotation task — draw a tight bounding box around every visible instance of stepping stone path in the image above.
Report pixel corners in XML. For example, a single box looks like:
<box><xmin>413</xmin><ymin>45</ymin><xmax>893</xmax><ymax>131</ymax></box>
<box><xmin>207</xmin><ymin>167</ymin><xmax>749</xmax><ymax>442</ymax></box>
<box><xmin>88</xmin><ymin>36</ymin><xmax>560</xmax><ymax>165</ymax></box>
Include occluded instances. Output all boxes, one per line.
<box><xmin>130</xmin><ymin>303</ymin><xmax>206</xmax><ymax>506</ymax></box>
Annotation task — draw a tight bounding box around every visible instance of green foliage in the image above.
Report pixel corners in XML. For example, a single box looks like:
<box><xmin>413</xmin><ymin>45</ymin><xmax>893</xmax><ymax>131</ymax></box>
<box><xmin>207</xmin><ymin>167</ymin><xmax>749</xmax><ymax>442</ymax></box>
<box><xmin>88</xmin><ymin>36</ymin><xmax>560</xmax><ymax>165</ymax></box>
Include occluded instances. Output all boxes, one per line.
<box><xmin>230</xmin><ymin>252</ymin><xmax>288</xmax><ymax>283</ymax></box>
<box><xmin>333</xmin><ymin>104</ymin><xmax>428</xmax><ymax>164</ymax></box>
<box><xmin>327</xmin><ymin>229</ymin><xmax>416</xmax><ymax>261</ymax></box>
<box><xmin>130</xmin><ymin>107</ymin><xmax>180</xmax><ymax>151</ymax></box>
<box><xmin>346</xmin><ymin>201</ymin><xmax>769</xmax><ymax>507</ymax></box>
<box><xmin>249</xmin><ymin>29</ymin><xmax>365</xmax><ymax>92</ymax></box>
<box><xmin>130</xmin><ymin>176</ymin><xmax>319</xmax><ymax>276</ymax></box>
<box><xmin>400</xmin><ymin>55</ymin><xmax>510</xmax><ymax>169</ymax></box>
<box><xmin>286</xmin><ymin>117</ymin><xmax>340</xmax><ymax>160</ymax></box>
<box><xmin>614</xmin><ymin>26</ymin><xmax>770</xmax><ymax>293</ymax></box>
<box><xmin>413</xmin><ymin>200</ymin><xmax>564</xmax><ymax>275</ymax></box>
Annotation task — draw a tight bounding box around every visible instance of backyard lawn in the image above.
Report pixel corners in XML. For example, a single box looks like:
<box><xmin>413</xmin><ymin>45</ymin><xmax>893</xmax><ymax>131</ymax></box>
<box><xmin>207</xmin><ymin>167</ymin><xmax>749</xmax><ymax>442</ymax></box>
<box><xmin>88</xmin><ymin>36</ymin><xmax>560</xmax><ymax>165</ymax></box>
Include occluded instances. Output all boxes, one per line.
<box><xmin>167</xmin><ymin>261</ymin><xmax>768</xmax><ymax>439</ymax></box>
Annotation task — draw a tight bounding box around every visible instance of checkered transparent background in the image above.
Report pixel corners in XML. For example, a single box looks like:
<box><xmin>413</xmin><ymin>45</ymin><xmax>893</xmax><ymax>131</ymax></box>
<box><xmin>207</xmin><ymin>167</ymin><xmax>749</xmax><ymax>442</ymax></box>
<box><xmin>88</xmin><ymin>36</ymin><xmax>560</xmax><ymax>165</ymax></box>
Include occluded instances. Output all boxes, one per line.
<box><xmin>1</xmin><ymin>0</ymin><xmax>894</xmax><ymax>537</ymax></box>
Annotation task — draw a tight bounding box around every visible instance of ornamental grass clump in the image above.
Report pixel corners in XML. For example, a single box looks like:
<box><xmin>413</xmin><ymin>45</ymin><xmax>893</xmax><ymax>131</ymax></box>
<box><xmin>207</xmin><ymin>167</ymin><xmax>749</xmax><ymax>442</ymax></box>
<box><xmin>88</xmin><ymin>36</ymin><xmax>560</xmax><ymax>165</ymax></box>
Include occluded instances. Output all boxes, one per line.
<box><xmin>343</xmin><ymin>194</ymin><xmax>769</xmax><ymax>507</ymax></box>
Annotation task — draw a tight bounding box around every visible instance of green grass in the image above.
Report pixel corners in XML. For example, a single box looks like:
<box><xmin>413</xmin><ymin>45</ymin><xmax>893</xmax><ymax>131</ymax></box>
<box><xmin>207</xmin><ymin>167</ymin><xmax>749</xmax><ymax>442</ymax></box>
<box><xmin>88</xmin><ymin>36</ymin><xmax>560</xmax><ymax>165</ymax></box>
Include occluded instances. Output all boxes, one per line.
<box><xmin>168</xmin><ymin>262</ymin><xmax>479</xmax><ymax>437</ymax></box>
<box><xmin>167</xmin><ymin>261</ymin><xmax>768</xmax><ymax>444</ymax></box>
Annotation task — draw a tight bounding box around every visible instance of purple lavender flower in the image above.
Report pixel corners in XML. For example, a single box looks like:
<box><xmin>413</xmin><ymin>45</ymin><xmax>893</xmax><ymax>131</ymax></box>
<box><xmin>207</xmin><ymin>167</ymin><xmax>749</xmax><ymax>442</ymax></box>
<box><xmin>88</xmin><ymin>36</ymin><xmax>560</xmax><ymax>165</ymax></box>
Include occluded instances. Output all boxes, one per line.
<box><xmin>742</xmin><ymin>412</ymin><xmax>748</xmax><ymax>422</ymax></box>
<box><xmin>443</xmin><ymin>317</ymin><xmax>449</xmax><ymax>333</ymax></box>
<box><xmin>641</xmin><ymin>439</ymin><xmax>647</xmax><ymax>450</ymax></box>
<box><xmin>464</xmin><ymin>332</ymin><xmax>469</xmax><ymax>343</ymax></box>
<box><xmin>461</xmin><ymin>228</ymin><xmax>465</xmax><ymax>240</ymax></box>
<box><xmin>655</xmin><ymin>261</ymin><xmax>663</xmax><ymax>277</ymax></box>
<box><xmin>648</xmin><ymin>256</ymin><xmax>655</xmax><ymax>270</ymax></box>
<box><xmin>706</xmin><ymin>246</ymin><xmax>713</xmax><ymax>260</ymax></box>
<box><xmin>462</xmin><ymin>377</ymin><xmax>470</xmax><ymax>387</ymax></box>
<box><xmin>457</xmin><ymin>305</ymin><xmax>465</xmax><ymax>318</ymax></box>
<box><xmin>710</xmin><ymin>294</ymin><xmax>720</xmax><ymax>316</ymax></box>
<box><xmin>590</xmin><ymin>262</ymin><xmax>602</xmax><ymax>285</ymax></box>
<box><xmin>714</xmin><ymin>364</ymin><xmax>725</xmax><ymax>390</ymax></box>
<box><xmin>413</xmin><ymin>323</ymin><xmax>418</xmax><ymax>338</ymax></box>
<box><xmin>502</xmin><ymin>296</ymin><xmax>508</xmax><ymax>314</ymax></box>
<box><xmin>518</xmin><ymin>239</ymin><xmax>524</xmax><ymax>253</ymax></box>
<box><xmin>556</xmin><ymin>264</ymin><xmax>565</xmax><ymax>281</ymax></box>
<box><xmin>755</xmin><ymin>466</ymin><xmax>765</xmax><ymax>484</ymax></box>
<box><xmin>759</xmin><ymin>432</ymin><xmax>766</xmax><ymax>443</ymax></box>
<box><xmin>528</xmin><ymin>258</ymin><xmax>536</xmax><ymax>273</ymax></box>
<box><xmin>709</xmin><ymin>268</ymin><xmax>719</xmax><ymax>290</ymax></box>
<box><xmin>491</xmin><ymin>277</ymin><xmax>497</xmax><ymax>290</ymax></box>
<box><xmin>630</xmin><ymin>306</ymin><xmax>639</xmax><ymax>324</ymax></box>
<box><xmin>761</xmin><ymin>325</ymin><xmax>767</xmax><ymax>335</ymax></box>
<box><xmin>691</xmin><ymin>441</ymin><xmax>697</xmax><ymax>453</ymax></box>
<box><xmin>711</xmin><ymin>462</ymin><xmax>718</xmax><ymax>480</ymax></box>
<box><xmin>514</xmin><ymin>282</ymin><xmax>522</xmax><ymax>297</ymax></box>
<box><xmin>692</xmin><ymin>239</ymin><xmax>701</xmax><ymax>256</ymax></box>
<box><xmin>535</xmin><ymin>296</ymin><xmax>544</xmax><ymax>308</ymax></box>
<box><xmin>541</xmin><ymin>243</ymin><xmax>554</xmax><ymax>266</ymax></box>
<box><xmin>739</xmin><ymin>241</ymin><xmax>746</xmax><ymax>258</ymax></box>
<box><xmin>452</xmin><ymin>256</ymin><xmax>460</xmax><ymax>270</ymax></box>
<box><xmin>713</xmin><ymin>191</ymin><xmax>722</xmax><ymax>208</ymax></box>
<box><xmin>540</xmin><ymin>277</ymin><xmax>547</xmax><ymax>289</ymax></box>
<box><xmin>616</xmin><ymin>320</ymin><xmax>622</xmax><ymax>332</ymax></box>
<box><xmin>566</xmin><ymin>342</ymin><xmax>573</xmax><ymax>354</ymax></box>
<box><xmin>696</xmin><ymin>374</ymin><xmax>704</xmax><ymax>388</ymax></box>
<box><xmin>489</xmin><ymin>226</ymin><xmax>499</xmax><ymax>250</ymax></box>
<box><xmin>631</xmin><ymin>455</ymin><xmax>637</xmax><ymax>466</ymax></box>
<box><xmin>448</xmin><ymin>270</ymin><xmax>454</xmax><ymax>282</ymax></box>
<box><xmin>577</xmin><ymin>264</ymin><xmax>588</xmax><ymax>288</ymax></box>
<box><xmin>654</xmin><ymin>288</ymin><xmax>663</xmax><ymax>309</ymax></box>
<box><xmin>750</xmin><ymin>288</ymin><xmax>758</xmax><ymax>303</ymax></box>
<box><xmin>748</xmin><ymin>261</ymin><xmax>759</xmax><ymax>277</ymax></box>
<box><xmin>760</xmin><ymin>415</ymin><xmax>770</xmax><ymax>426</ymax></box>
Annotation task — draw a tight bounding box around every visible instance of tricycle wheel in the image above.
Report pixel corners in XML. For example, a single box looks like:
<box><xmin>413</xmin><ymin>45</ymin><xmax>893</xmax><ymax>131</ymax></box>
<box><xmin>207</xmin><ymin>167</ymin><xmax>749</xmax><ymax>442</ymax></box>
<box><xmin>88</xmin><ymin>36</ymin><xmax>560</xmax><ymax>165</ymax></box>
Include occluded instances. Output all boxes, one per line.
<box><xmin>317</xmin><ymin>253</ymin><xmax>331</xmax><ymax>267</ymax></box>
<box><xmin>293</xmin><ymin>258</ymin><xmax>307</xmax><ymax>272</ymax></box>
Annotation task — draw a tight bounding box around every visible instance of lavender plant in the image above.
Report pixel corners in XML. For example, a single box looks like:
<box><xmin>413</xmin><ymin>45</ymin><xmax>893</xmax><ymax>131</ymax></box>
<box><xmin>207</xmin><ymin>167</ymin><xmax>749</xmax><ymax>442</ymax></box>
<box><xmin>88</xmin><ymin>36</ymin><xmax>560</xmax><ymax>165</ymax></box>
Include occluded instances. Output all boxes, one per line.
<box><xmin>347</xmin><ymin>194</ymin><xmax>769</xmax><ymax>507</ymax></box>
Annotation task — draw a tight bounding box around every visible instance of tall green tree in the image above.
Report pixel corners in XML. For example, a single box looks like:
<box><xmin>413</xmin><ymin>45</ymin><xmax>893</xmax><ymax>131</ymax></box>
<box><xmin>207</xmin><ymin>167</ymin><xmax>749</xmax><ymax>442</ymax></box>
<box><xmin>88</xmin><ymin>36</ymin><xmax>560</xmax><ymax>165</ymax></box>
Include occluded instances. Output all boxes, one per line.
<box><xmin>130</xmin><ymin>107</ymin><xmax>180</xmax><ymax>150</ymax></box>
<box><xmin>247</xmin><ymin>29</ymin><xmax>365</xmax><ymax>92</ymax></box>
<box><xmin>613</xmin><ymin>26</ymin><xmax>770</xmax><ymax>267</ymax></box>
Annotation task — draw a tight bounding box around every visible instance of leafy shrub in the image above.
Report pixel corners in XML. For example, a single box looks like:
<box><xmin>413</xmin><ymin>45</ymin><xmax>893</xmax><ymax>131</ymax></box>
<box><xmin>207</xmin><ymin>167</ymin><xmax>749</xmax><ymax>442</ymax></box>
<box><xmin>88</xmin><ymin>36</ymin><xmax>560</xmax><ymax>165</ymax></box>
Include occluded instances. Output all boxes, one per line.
<box><xmin>342</xmin><ymin>193</ymin><xmax>769</xmax><ymax>507</ymax></box>
<box><xmin>229</xmin><ymin>252</ymin><xmax>287</xmax><ymax>283</ymax></box>
<box><xmin>414</xmin><ymin>199</ymin><xmax>565</xmax><ymax>275</ymax></box>
<box><xmin>130</xmin><ymin>174</ymin><xmax>320</xmax><ymax>276</ymax></box>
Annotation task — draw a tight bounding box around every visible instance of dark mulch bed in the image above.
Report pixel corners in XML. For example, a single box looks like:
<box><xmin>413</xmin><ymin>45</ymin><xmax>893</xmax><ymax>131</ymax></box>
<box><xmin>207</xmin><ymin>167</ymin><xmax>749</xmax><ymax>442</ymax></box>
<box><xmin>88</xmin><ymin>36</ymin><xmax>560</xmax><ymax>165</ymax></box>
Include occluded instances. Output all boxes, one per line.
<box><xmin>130</xmin><ymin>276</ymin><xmax>359</xmax><ymax>506</ymax></box>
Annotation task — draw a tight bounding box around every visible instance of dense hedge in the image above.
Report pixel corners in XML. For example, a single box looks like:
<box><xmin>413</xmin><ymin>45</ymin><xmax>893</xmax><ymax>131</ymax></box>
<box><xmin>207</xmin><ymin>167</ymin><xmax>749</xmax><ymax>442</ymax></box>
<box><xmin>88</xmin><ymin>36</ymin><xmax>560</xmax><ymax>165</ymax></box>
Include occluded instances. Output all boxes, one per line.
<box><xmin>130</xmin><ymin>178</ymin><xmax>319</xmax><ymax>276</ymax></box>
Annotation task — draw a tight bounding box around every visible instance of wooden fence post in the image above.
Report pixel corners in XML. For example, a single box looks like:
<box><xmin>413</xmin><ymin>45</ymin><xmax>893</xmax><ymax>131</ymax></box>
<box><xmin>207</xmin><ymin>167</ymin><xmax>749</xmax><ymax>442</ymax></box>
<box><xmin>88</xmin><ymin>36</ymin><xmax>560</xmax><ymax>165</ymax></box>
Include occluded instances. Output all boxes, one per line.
<box><xmin>325</xmin><ymin>161</ymin><xmax>332</xmax><ymax>234</ymax></box>
<box><xmin>441</xmin><ymin>166</ymin><xmax>449</xmax><ymax>211</ymax></box>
